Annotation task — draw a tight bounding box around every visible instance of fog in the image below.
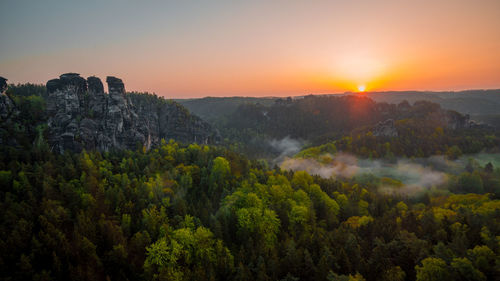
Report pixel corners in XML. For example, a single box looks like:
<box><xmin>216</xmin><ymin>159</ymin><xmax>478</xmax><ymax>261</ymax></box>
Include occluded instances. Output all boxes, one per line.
<box><xmin>269</xmin><ymin>136</ymin><xmax>304</xmax><ymax>163</ymax></box>
<box><xmin>281</xmin><ymin>152</ymin><xmax>500</xmax><ymax>195</ymax></box>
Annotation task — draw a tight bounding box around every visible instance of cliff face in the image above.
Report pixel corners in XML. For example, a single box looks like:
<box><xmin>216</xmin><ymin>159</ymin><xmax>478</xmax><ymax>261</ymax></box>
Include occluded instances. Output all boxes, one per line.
<box><xmin>0</xmin><ymin>77</ymin><xmax>16</xmax><ymax>122</ymax></box>
<box><xmin>373</xmin><ymin>119</ymin><xmax>398</xmax><ymax>137</ymax></box>
<box><xmin>46</xmin><ymin>73</ymin><xmax>219</xmax><ymax>153</ymax></box>
<box><xmin>0</xmin><ymin>77</ymin><xmax>21</xmax><ymax>146</ymax></box>
<box><xmin>370</xmin><ymin>102</ymin><xmax>478</xmax><ymax>138</ymax></box>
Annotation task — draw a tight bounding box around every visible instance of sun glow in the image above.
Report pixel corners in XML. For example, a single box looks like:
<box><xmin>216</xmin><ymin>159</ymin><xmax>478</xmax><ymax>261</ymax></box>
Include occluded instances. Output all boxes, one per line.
<box><xmin>357</xmin><ymin>85</ymin><xmax>366</xmax><ymax>92</ymax></box>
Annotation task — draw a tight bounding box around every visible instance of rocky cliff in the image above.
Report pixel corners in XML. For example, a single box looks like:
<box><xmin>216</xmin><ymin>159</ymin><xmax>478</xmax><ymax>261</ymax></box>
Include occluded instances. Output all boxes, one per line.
<box><xmin>46</xmin><ymin>73</ymin><xmax>219</xmax><ymax>153</ymax></box>
<box><xmin>370</xmin><ymin>99</ymin><xmax>482</xmax><ymax>138</ymax></box>
<box><xmin>0</xmin><ymin>77</ymin><xmax>21</xmax><ymax>147</ymax></box>
<box><xmin>373</xmin><ymin>119</ymin><xmax>398</xmax><ymax>137</ymax></box>
<box><xmin>0</xmin><ymin>77</ymin><xmax>16</xmax><ymax>122</ymax></box>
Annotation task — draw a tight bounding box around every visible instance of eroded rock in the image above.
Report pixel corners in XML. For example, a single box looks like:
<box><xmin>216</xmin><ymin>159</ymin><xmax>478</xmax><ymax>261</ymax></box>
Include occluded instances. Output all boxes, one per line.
<box><xmin>0</xmin><ymin>77</ymin><xmax>16</xmax><ymax>121</ymax></box>
<box><xmin>373</xmin><ymin>119</ymin><xmax>398</xmax><ymax>137</ymax></box>
<box><xmin>46</xmin><ymin>73</ymin><xmax>219</xmax><ymax>153</ymax></box>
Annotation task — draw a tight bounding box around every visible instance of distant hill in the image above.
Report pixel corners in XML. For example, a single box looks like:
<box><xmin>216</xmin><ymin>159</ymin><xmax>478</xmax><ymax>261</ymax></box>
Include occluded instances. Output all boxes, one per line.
<box><xmin>176</xmin><ymin>96</ymin><xmax>276</xmax><ymax>122</ymax></box>
<box><xmin>353</xmin><ymin>89</ymin><xmax>500</xmax><ymax>115</ymax></box>
<box><xmin>177</xmin><ymin>90</ymin><xmax>500</xmax><ymax>127</ymax></box>
<box><xmin>187</xmin><ymin>94</ymin><xmax>498</xmax><ymax>159</ymax></box>
<box><xmin>223</xmin><ymin>96</ymin><xmax>477</xmax><ymax>139</ymax></box>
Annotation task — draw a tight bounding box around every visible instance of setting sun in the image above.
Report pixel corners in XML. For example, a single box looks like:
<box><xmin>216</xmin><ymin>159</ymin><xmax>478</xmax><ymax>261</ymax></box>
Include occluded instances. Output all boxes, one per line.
<box><xmin>357</xmin><ymin>85</ymin><xmax>366</xmax><ymax>92</ymax></box>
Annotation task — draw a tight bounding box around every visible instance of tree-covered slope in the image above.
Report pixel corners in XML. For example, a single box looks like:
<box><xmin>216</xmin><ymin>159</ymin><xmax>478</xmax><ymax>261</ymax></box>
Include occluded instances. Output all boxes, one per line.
<box><xmin>213</xmin><ymin>95</ymin><xmax>497</xmax><ymax>159</ymax></box>
<box><xmin>1</xmin><ymin>140</ymin><xmax>499</xmax><ymax>280</ymax></box>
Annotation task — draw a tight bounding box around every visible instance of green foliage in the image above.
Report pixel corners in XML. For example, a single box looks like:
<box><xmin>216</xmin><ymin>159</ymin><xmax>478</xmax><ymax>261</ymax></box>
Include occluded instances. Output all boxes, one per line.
<box><xmin>380</xmin><ymin>266</ymin><xmax>405</xmax><ymax>281</ymax></box>
<box><xmin>327</xmin><ymin>271</ymin><xmax>366</xmax><ymax>281</ymax></box>
<box><xmin>415</xmin><ymin>257</ymin><xmax>450</xmax><ymax>281</ymax></box>
<box><xmin>453</xmin><ymin>171</ymin><xmax>484</xmax><ymax>193</ymax></box>
<box><xmin>446</xmin><ymin>145</ymin><xmax>463</xmax><ymax>160</ymax></box>
<box><xmin>298</xmin><ymin>143</ymin><xmax>337</xmax><ymax>159</ymax></box>
<box><xmin>1</xmin><ymin>136</ymin><xmax>499</xmax><ymax>280</ymax></box>
<box><xmin>6</xmin><ymin>83</ymin><xmax>46</xmax><ymax>97</ymax></box>
<box><xmin>450</xmin><ymin>257</ymin><xmax>486</xmax><ymax>281</ymax></box>
<box><xmin>144</xmin><ymin>218</ymin><xmax>233</xmax><ymax>280</ymax></box>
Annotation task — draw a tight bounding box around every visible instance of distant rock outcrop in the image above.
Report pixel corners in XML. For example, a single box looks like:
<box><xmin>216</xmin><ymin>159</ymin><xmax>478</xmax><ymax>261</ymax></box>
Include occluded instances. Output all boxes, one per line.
<box><xmin>372</xmin><ymin>102</ymin><xmax>480</xmax><ymax>138</ymax></box>
<box><xmin>444</xmin><ymin>110</ymin><xmax>472</xmax><ymax>130</ymax></box>
<box><xmin>0</xmin><ymin>76</ymin><xmax>20</xmax><ymax>146</ymax></box>
<box><xmin>373</xmin><ymin>119</ymin><xmax>398</xmax><ymax>137</ymax></box>
<box><xmin>46</xmin><ymin>73</ymin><xmax>219</xmax><ymax>153</ymax></box>
<box><xmin>0</xmin><ymin>77</ymin><xmax>7</xmax><ymax>93</ymax></box>
<box><xmin>0</xmin><ymin>77</ymin><xmax>16</xmax><ymax>122</ymax></box>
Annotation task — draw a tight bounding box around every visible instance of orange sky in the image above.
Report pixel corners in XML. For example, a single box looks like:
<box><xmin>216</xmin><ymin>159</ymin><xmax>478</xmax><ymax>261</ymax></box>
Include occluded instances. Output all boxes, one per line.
<box><xmin>1</xmin><ymin>0</ymin><xmax>499</xmax><ymax>98</ymax></box>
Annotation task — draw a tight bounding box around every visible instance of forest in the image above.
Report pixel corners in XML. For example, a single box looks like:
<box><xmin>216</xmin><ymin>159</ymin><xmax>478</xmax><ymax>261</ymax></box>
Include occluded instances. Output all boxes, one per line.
<box><xmin>0</xmin><ymin>84</ymin><xmax>499</xmax><ymax>281</ymax></box>
<box><xmin>198</xmin><ymin>95</ymin><xmax>498</xmax><ymax>159</ymax></box>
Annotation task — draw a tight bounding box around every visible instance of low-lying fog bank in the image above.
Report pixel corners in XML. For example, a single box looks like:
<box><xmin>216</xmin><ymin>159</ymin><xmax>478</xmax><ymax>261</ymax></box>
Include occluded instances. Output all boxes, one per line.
<box><xmin>281</xmin><ymin>152</ymin><xmax>500</xmax><ymax>195</ymax></box>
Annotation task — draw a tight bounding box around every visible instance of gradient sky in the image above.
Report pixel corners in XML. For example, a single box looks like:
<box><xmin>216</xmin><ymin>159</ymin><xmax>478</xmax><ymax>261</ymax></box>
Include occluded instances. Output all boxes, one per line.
<box><xmin>1</xmin><ymin>0</ymin><xmax>500</xmax><ymax>98</ymax></box>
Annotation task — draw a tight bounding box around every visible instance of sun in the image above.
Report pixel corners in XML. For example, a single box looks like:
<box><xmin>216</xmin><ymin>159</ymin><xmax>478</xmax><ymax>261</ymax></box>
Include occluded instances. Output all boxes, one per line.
<box><xmin>357</xmin><ymin>85</ymin><xmax>366</xmax><ymax>92</ymax></box>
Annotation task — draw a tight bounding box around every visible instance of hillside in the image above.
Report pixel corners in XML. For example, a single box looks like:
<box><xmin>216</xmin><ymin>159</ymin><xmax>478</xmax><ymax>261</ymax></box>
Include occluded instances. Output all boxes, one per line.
<box><xmin>176</xmin><ymin>96</ymin><xmax>276</xmax><ymax>123</ymax></box>
<box><xmin>1</xmin><ymin>137</ymin><xmax>499</xmax><ymax>280</ymax></box>
<box><xmin>177</xmin><ymin>90</ymin><xmax>500</xmax><ymax>128</ymax></box>
<box><xmin>208</xmin><ymin>95</ymin><xmax>497</xmax><ymax>159</ymax></box>
<box><xmin>356</xmin><ymin>89</ymin><xmax>500</xmax><ymax>116</ymax></box>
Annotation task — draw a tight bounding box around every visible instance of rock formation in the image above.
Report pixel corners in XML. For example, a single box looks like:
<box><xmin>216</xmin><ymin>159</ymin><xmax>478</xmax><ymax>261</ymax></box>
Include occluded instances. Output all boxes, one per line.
<box><xmin>444</xmin><ymin>110</ymin><xmax>472</xmax><ymax>130</ymax></box>
<box><xmin>0</xmin><ymin>77</ymin><xmax>20</xmax><ymax>146</ymax></box>
<box><xmin>373</xmin><ymin>119</ymin><xmax>398</xmax><ymax>137</ymax></box>
<box><xmin>46</xmin><ymin>73</ymin><xmax>219</xmax><ymax>153</ymax></box>
<box><xmin>0</xmin><ymin>77</ymin><xmax>15</xmax><ymax>121</ymax></box>
<box><xmin>0</xmin><ymin>77</ymin><xmax>7</xmax><ymax>95</ymax></box>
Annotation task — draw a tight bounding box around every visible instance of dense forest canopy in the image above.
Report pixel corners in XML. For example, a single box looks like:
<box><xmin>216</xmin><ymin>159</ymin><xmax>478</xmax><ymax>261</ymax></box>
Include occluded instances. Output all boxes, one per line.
<box><xmin>1</xmin><ymin>139</ymin><xmax>499</xmax><ymax>280</ymax></box>
<box><xmin>1</xmin><ymin>83</ymin><xmax>499</xmax><ymax>280</ymax></box>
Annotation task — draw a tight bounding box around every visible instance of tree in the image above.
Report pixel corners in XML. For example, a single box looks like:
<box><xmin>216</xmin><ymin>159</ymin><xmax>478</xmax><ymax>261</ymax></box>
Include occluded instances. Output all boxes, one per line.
<box><xmin>144</xmin><ymin>238</ymin><xmax>183</xmax><ymax>280</ymax></box>
<box><xmin>415</xmin><ymin>257</ymin><xmax>450</xmax><ymax>281</ymax></box>
<box><xmin>467</xmin><ymin>245</ymin><xmax>496</xmax><ymax>279</ymax></box>
<box><xmin>453</xmin><ymin>172</ymin><xmax>484</xmax><ymax>193</ymax></box>
<box><xmin>484</xmin><ymin>162</ymin><xmax>493</xmax><ymax>173</ymax></box>
<box><xmin>450</xmin><ymin>257</ymin><xmax>486</xmax><ymax>281</ymax></box>
<box><xmin>380</xmin><ymin>266</ymin><xmax>405</xmax><ymax>281</ymax></box>
<box><xmin>144</xmin><ymin>216</ymin><xmax>234</xmax><ymax>281</ymax></box>
<box><xmin>327</xmin><ymin>271</ymin><xmax>366</xmax><ymax>281</ymax></box>
<box><xmin>209</xmin><ymin>156</ymin><xmax>231</xmax><ymax>204</ymax></box>
<box><xmin>446</xmin><ymin>146</ymin><xmax>462</xmax><ymax>160</ymax></box>
<box><xmin>280</xmin><ymin>273</ymin><xmax>299</xmax><ymax>281</ymax></box>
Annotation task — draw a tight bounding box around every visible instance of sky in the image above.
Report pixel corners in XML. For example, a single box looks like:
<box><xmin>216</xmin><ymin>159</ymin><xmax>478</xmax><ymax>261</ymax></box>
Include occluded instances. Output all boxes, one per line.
<box><xmin>1</xmin><ymin>0</ymin><xmax>500</xmax><ymax>98</ymax></box>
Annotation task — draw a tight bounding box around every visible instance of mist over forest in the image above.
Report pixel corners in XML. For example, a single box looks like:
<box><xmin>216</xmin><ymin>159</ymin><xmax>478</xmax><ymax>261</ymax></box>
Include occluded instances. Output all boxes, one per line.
<box><xmin>282</xmin><ymin>151</ymin><xmax>500</xmax><ymax>195</ymax></box>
